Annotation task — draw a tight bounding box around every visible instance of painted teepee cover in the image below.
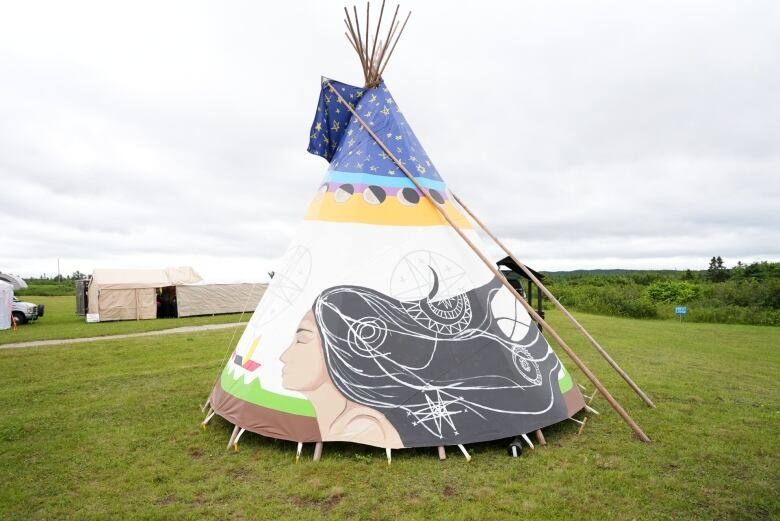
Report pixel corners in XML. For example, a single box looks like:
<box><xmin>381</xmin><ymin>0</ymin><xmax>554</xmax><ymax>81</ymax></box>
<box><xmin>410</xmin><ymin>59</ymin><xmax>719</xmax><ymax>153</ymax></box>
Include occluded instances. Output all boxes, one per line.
<box><xmin>209</xmin><ymin>78</ymin><xmax>585</xmax><ymax>448</ymax></box>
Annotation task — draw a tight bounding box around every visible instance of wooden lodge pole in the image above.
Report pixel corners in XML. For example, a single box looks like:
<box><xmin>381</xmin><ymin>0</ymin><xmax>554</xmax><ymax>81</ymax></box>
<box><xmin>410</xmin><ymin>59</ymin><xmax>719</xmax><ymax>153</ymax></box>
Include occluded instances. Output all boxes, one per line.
<box><xmin>325</xmin><ymin>82</ymin><xmax>652</xmax><ymax>443</ymax></box>
<box><xmin>450</xmin><ymin>193</ymin><xmax>656</xmax><ymax>409</ymax></box>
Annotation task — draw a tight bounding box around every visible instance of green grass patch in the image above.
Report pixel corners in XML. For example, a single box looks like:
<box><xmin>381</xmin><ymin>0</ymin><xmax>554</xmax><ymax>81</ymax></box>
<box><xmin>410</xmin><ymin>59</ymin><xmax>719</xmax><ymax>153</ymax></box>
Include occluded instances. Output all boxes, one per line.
<box><xmin>1</xmin><ymin>296</ymin><xmax>250</xmax><ymax>345</ymax></box>
<box><xmin>15</xmin><ymin>282</ymin><xmax>75</xmax><ymax>297</ymax></box>
<box><xmin>0</xmin><ymin>311</ymin><xmax>778</xmax><ymax>519</ymax></box>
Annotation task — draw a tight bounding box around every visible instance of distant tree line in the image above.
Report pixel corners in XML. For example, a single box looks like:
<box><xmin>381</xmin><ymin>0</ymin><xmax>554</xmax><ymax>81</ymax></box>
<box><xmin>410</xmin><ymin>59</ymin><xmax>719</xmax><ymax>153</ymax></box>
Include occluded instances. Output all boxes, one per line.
<box><xmin>28</xmin><ymin>271</ymin><xmax>87</xmax><ymax>281</ymax></box>
<box><xmin>543</xmin><ymin>258</ymin><xmax>780</xmax><ymax>326</ymax></box>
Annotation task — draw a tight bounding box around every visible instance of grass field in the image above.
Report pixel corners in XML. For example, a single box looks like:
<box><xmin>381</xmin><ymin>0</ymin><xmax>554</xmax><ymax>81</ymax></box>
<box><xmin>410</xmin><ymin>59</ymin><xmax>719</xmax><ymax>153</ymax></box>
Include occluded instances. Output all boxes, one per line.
<box><xmin>1</xmin><ymin>296</ymin><xmax>250</xmax><ymax>345</ymax></box>
<box><xmin>0</xmin><ymin>310</ymin><xmax>778</xmax><ymax>519</ymax></box>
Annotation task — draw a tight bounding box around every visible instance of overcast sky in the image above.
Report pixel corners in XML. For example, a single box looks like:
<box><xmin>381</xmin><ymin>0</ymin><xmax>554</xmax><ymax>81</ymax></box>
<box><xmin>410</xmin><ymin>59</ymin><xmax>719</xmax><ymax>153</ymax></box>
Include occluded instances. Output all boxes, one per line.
<box><xmin>2</xmin><ymin>1</ymin><xmax>778</xmax><ymax>280</ymax></box>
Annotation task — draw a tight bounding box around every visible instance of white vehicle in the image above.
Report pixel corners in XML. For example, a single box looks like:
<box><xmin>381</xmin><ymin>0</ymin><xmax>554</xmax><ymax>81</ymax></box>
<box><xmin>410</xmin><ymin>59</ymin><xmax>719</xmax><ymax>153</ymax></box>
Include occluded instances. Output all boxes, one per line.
<box><xmin>12</xmin><ymin>297</ymin><xmax>44</xmax><ymax>325</ymax></box>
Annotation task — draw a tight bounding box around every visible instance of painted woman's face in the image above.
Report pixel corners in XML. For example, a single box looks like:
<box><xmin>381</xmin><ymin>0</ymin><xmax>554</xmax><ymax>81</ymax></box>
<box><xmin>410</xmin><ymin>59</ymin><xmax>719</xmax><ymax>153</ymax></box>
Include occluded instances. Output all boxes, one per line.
<box><xmin>279</xmin><ymin>309</ymin><xmax>327</xmax><ymax>392</ymax></box>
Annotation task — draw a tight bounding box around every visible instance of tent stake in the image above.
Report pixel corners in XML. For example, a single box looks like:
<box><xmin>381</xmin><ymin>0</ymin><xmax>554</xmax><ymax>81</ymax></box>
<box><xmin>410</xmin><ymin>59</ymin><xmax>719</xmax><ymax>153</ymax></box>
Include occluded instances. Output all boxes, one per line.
<box><xmin>451</xmin><ymin>193</ymin><xmax>656</xmax><ymax>409</ymax></box>
<box><xmin>233</xmin><ymin>428</ymin><xmax>246</xmax><ymax>451</ymax></box>
<box><xmin>521</xmin><ymin>433</ymin><xmax>535</xmax><ymax>450</ymax></box>
<box><xmin>457</xmin><ymin>444</ymin><xmax>471</xmax><ymax>462</ymax></box>
<box><xmin>585</xmin><ymin>404</ymin><xmax>601</xmax><ymax>415</ymax></box>
<box><xmin>325</xmin><ymin>81</ymin><xmax>652</xmax><ymax>444</ymax></box>
<box><xmin>578</xmin><ymin>417</ymin><xmax>589</xmax><ymax>436</ymax></box>
<box><xmin>437</xmin><ymin>446</ymin><xmax>446</xmax><ymax>460</ymax></box>
<box><xmin>313</xmin><ymin>442</ymin><xmax>323</xmax><ymax>462</ymax></box>
<box><xmin>386</xmin><ymin>448</ymin><xmax>392</xmax><ymax>465</ymax></box>
<box><xmin>535</xmin><ymin>429</ymin><xmax>546</xmax><ymax>445</ymax></box>
<box><xmin>296</xmin><ymin>442</ymin><xmax>303</xmax><ymax>462</ymax></box>
<box><xmin>201</xmin><ymin>409</ymin><xmax>215</xmax><ymax>429</ymax></box>
<box><xmin>570</xmin><ymin>416</ymin><xmax>589</xmax><ymax>436</ymax></box>
<box><xmin>226</xmin><ymin>425</ymin><xmax>239</xmax><ymax>450</ymax></box>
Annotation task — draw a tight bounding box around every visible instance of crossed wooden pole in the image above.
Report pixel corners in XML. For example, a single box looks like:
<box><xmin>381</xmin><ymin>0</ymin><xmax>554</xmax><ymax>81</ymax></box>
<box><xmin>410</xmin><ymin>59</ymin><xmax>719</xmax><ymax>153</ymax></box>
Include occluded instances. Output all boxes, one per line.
<box><xmin>451</xmin><ymin>194</ymin><xmax>657</xmax><ymax>409</ymax></box>
<box><xmin>326</xmin><ymin>80</ymin><xmax>652</xmax><ymax>443</ymax></box>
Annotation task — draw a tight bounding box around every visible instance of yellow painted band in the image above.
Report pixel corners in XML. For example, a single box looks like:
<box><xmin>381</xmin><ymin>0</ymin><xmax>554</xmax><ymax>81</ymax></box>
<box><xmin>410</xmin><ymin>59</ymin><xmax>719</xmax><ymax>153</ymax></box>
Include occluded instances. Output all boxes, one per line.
<box><xmin>304</xmin><ymin>192</ymin><xmax>473</xmax><ymax>228</ymax></box>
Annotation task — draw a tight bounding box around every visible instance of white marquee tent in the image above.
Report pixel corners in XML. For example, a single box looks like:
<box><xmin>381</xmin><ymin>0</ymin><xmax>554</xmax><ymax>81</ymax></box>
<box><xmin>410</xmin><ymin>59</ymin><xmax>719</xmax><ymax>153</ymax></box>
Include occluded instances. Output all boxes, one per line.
<box><xmin>86</xmin><ymin>267</ymin><xmax>266</xmax><ymax>322</ymax></box>
<box><xmin>0</xmin><ymin>281</ymin><xmax>13</xmax><ymax>330</ymax></box>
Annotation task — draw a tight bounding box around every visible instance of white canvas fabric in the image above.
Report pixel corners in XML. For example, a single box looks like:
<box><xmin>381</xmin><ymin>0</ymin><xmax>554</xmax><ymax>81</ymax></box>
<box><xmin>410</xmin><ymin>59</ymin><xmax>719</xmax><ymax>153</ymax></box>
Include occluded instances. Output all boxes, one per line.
<box><xmin>98</xmin><ymin>288</ymin><xmax>157</xmax><ymax>321</ymax></box>
<box><xmin>176</xmin><ymin>283</ymin><xmax>267</xmax><ymax>317</ymax></box>
<box><xmin>87</xmin><ymin>267</ymin><xmax>202</xmax><ymax>317</ymax></box>
<box><xmin>165</xmin><ymin>266</ymin><xmax>203</xmax><ymax>286</ymax></box>
<box><xmin>0</xmin><ymin>273</ymin><xmax>27</xmax><ymax>291</ymax></box>
<box><xmin>0</xmin><ymin>281</ymin><xmax>12</xmax><ymax>330</ymax></box>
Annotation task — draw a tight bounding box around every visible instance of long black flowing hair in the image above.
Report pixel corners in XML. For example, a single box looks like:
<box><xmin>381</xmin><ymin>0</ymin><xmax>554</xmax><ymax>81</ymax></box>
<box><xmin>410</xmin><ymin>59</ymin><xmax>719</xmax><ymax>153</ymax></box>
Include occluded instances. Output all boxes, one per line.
<box><xmin>311</xmin><ymin>270</ymin><xmax>570</xmax><ymax>447</ymax></box>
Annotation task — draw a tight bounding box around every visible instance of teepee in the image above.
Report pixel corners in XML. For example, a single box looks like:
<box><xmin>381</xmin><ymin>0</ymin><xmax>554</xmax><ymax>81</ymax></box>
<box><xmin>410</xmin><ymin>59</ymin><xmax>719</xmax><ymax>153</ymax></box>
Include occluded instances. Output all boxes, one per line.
<box><xmin>204</xmin><ymin>2</ymin><xmax>651</xmax><ymax>460</ymax></box>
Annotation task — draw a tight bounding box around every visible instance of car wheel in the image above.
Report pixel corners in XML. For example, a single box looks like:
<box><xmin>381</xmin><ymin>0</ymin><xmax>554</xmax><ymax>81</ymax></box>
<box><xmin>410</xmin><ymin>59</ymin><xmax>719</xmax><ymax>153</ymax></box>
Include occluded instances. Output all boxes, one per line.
<box><xmin>12</xmin><ymin>311</ymin><xmax>27</xmax><ymax>325</ymax></box>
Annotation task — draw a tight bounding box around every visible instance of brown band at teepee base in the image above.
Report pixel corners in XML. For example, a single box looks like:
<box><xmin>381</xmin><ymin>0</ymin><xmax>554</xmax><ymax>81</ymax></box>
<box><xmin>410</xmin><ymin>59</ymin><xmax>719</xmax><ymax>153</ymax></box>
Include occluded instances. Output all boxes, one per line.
<box><xmin>451</xmin><ymin>193</ymin><xmax>656</xmax><ymax>409</ymax></box>
<box><xmin>324</xmin><ymin>80</ymin><xmax>652</xmax><ymax>443</ymax></box>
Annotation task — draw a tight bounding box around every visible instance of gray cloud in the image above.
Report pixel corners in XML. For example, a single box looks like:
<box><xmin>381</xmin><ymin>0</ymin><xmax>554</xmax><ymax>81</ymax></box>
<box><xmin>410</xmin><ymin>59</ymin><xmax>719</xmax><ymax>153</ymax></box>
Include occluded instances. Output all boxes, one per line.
<box><xmin>1</xmin><ymin>0</ymin><xmax>778</xmax><ymax>279</ymax></box>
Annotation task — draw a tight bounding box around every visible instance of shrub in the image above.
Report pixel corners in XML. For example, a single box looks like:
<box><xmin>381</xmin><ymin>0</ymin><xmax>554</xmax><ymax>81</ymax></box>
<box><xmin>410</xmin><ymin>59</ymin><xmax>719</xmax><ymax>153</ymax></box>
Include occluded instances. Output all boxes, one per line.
<box><xmin>552</xmin><ymin>284</ymin><xmax>658</xmax><ymax>319</ymax></box>
<box><xmin>646</xmin><ymin>281</ymin><xmax>700</xmax><ymax>304</ymax></box>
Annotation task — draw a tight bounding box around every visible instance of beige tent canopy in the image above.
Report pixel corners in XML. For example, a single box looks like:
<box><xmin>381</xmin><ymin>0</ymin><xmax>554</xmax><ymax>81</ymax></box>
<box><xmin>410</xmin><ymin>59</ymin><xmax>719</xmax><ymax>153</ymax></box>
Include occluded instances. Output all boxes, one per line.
<box><xmin>87</xmin><ymin>267</ymin><xmax>202</xmax><ymax>321</ymax></box>
<box><xmin>87</xmin><ymin>267</ymin><xmax>266</xmax><ymax>322</ymax></box>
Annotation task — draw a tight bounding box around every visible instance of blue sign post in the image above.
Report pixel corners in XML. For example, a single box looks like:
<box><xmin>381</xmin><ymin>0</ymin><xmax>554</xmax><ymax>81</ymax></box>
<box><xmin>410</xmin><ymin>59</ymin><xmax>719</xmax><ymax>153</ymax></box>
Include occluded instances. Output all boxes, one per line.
<box><xmin>675</xmin><ymin>306</ymin><xmax>688</xmax><ymax>322</ymax></box>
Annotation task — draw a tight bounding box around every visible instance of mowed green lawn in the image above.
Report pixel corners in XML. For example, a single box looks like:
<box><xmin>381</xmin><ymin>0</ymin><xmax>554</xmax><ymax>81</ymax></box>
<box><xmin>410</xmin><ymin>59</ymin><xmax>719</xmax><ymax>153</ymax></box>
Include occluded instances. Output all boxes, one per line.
<box><xmin>0</xmin><ymin>311</ymin><xmax>777</xmax><ymax>520</ymax></box>
<box><xmin>0</xmin><ymin>296</ymin><xmax>250</xmax><ymax>345</ymax></box>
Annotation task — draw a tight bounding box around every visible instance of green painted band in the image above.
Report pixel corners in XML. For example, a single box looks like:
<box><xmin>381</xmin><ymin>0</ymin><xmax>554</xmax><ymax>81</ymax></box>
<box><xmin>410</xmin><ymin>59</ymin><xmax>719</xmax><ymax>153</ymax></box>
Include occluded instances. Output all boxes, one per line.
<box><xmin>221</xmin><ymin>367</ymin><xmax>316</xmax><ymax>417</ymax></box>
<box><xmin>558</xmin><ymin>365</ymin><xmax>574</xmax><ymax>393</ymax></box>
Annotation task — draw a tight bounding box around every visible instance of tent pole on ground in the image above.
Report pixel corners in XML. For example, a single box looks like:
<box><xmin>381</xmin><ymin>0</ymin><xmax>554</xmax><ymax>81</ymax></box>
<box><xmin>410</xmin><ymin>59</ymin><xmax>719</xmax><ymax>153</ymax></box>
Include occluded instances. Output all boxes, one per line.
<box><xmin>452</xmin><ymin>192</ymin><xmax>657</xmax><ymax>409</ymax></box>
<box><xmin>326</xmin><ymin>81</ymin><xmax>652</xmax><ymax>443</ymax></box>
